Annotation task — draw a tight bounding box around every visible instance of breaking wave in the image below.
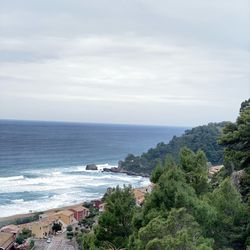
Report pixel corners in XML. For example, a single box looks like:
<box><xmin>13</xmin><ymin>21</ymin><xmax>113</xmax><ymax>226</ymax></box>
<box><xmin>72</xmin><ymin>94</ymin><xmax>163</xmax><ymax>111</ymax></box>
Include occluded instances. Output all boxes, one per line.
<box><xmin>0</xmin><ymin>163</ymin><xmax>150</xmax><ymax>217</ymax></box>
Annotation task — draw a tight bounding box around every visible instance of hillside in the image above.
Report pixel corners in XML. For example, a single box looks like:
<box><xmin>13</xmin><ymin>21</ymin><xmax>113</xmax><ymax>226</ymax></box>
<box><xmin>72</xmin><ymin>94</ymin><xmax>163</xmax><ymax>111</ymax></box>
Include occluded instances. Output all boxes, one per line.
<box><xmin>79</xmin><ymin>99</ymin><xmax>250</xmax><ymax>250</ymax></box>
<box><xmin>119</xmin><ymin>122</ymin><xmax>226</xmax><ymax>174</ymax></box>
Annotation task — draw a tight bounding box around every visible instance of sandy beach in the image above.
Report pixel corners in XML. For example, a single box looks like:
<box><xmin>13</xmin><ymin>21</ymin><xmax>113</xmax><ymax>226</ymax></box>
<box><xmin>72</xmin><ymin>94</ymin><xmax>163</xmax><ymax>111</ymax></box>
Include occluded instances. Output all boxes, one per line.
<box><xmin>0</xmin><ymin>201</ymin><xmax>86</xmax><ymax>225</ymax></box>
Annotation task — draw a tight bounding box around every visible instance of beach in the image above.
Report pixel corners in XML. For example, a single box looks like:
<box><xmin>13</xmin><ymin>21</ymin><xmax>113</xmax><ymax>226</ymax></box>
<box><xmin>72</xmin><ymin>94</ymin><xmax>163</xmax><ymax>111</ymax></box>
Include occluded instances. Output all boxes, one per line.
<box><xmin>0</xmin><ymin>120</ymin><xmax>184</xmax><ymax>218</ymax></box>
<box><xmin>0</xmin><ymin>202</ymin><xmax>86</xmax><ymax>226</ymax></box>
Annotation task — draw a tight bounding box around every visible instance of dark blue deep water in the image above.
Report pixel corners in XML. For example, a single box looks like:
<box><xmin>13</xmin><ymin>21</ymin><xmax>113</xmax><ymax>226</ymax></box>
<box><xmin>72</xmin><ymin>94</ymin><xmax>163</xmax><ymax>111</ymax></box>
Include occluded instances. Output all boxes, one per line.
<box><xmin>0</xmin><ymin>120</ymin><xmax>186</xmax><ymax>217</ymax></box>
<box><xmin>0</xmin><ymin>120</ymin><xmax>186</xmax><ymax>176</ymax></box>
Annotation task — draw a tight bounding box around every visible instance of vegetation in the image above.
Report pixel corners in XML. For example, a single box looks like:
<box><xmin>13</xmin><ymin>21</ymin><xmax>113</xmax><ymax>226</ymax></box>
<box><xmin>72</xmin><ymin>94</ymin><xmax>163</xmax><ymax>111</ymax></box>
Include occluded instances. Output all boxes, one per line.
<box><xmin>66</xmin><ymin>225</ymin><xmax>74</xmax><ymax>240</ymax></box>
<box><xmin>16</xmin><ymin>228</ymin><xmax>32</xmax><ymax>244</ymax></box>
<box><xmin>52</xmin><ymin>222</ymin><xmax>62</xmax><ymax>232</ymax></box>
<box><xmin>28</xmin><ymin>239</ymin><xmax>35</xmax><ymax>250</ymax></box>
<box><xmin>120</xmin><ymin>122</ymin><xmax>226</xmax><ymax>174</ymax></box>
<box><xmin>78</xmin><ymin>203</ymin><xmax>99</xmax><ymax>230</ymax></box>
<box><xmin>219</xmin><ymin>98</ymin><xmax>250</xmax><ymax>202</ymax></box>
<box><xmin>14</xmin><ymin>213</ymin><xmax>40</xmax><ymax>225</ymax></box>
<box><xmin>94</xmin><ymin>186</ymin><xmax>135</xmax><ymax>248</ymax></box>
<box><xmin>78</xmin><ymin>99</ymin><xmax>249</xmax><ymax>250</ymax></box>
<box><xmin>67</xmin><ymin>225</ymin><xmax>73</xmax><ymax>232</ymax></box>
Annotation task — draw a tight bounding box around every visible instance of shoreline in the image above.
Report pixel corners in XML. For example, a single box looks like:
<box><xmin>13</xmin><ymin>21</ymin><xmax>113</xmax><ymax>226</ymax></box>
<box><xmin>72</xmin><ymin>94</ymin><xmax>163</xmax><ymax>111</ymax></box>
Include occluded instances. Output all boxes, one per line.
<box><xmin>0</xmin><ymin>201</ymin><xmax>87</xmax><ymax>225</ymax></box>
<box><xmin>102</xmin><ymin>167</ymin><xmax>150</xmax><ymax>178</ymax></box>
<box><xmin>0</xmin><ymin>168</ymin><xmax>150</xmax><ymax>225</ymax></box>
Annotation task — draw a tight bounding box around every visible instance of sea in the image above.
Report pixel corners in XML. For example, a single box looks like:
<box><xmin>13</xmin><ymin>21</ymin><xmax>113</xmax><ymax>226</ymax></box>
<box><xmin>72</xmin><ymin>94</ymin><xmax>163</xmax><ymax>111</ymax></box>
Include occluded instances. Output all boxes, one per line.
<box><xmin>0</xmin><ymin>120</ymin><xmax>186</xmax><ymax>217</ymax></box>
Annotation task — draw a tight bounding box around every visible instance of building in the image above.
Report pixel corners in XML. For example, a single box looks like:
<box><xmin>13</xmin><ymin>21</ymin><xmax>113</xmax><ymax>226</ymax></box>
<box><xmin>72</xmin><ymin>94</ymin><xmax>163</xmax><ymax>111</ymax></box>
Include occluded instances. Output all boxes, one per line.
<box><xmin>209</xmin><ymin>165</ymin><xmax>223</xmax><ymax>177</ymax></box>
<box><xmin>0</xmin><ymin>232</ymin><xmax>15</xmax><ymax>250</ymax></box>
<box><xmin>145</xmin><ymin>183</ymin><xmax>156</xmax><ymax>193</ymax></box>
<box><xmin>69</xmin><ymin>206</ymin><xmax>89</xmax><ymax>221</ymax></box>
<box><xmin>24</xmin><ymin>215</ymin><xmax>59</xmax><ymax>238</ymax></box>
<box><xmin>91</xmin><ymin>199</ymin><xmax>102</xmax><ymax>209</ymax></box>
<box><xmin>30</xmin><ymin>218</ymin><xmax>54</xmax><ymax>239</ymax></box>
<box><xmin>133</xmin><ymin>189</ymin><xmax>146</xmax><ymax>206</ymax></box>
<box><xmin>99</xmin><ymin>203</ymin><xmax>106</xmax><ymax>212</ymax></box>
<box><xmin>56</xmin><ymin>210</ymin><xmax>75</xmax><ymax>225</ymax></box>
<box><xmin>0</xmin><ymin>225</ymin><xmax>19</xmax><ymax>236</ymax></box>
<box><xmin>15</xmin><ymin>210</ymin><xmax>76</xmax><ymax>239</ymax></box>
<box><xmin>17</xmin><ymin>223</ymin><xmax>33</xmax><ymax>232</ymax></box>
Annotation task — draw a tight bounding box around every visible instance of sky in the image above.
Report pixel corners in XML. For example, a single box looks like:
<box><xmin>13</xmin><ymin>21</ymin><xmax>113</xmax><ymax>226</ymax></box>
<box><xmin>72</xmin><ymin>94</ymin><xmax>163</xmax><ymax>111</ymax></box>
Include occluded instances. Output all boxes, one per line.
<box><xmin>0</xmin><ymin>0</ymin><xmax>249</xmax><ymax>126</ymax></box>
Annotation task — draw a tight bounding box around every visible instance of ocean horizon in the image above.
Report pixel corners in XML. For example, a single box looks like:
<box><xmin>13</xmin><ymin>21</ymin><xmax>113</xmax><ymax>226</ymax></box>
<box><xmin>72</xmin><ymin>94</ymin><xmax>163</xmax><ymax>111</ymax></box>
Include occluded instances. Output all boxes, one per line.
<box><xmin>0</xmin><ymin>119</ymin><xmax>186</xmax><ymax>217</ymax></box>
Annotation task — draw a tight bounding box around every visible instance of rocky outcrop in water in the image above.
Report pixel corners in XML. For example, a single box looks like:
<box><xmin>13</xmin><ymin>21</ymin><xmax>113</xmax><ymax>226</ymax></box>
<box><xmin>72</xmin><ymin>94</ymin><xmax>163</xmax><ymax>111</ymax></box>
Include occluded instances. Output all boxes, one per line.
<box><xmin>86</xmin><ymin>164</ymin><xmax>98</xmax><ymax>170</ymax></box>
<box><xmin>102</xmin><ymin>167</ymin><xmax>150</xmax><ymax>178</ymax></box>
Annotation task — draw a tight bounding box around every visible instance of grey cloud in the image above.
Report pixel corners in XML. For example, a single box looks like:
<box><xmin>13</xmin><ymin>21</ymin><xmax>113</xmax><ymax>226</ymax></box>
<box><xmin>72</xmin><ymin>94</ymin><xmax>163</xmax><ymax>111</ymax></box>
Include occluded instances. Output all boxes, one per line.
<box><xmin>0</xmin><ymin>0</ymin><xmax>249</xmax><ymax>125</ymax></box>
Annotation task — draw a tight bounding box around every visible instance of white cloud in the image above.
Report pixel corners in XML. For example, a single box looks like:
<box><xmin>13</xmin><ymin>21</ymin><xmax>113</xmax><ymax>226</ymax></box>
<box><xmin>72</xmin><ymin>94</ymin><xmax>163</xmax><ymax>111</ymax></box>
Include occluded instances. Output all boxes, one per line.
<box><xmin>0</xmin><ymin>1</ymin><xmax>249</xmax><ymax>125</ymax></box>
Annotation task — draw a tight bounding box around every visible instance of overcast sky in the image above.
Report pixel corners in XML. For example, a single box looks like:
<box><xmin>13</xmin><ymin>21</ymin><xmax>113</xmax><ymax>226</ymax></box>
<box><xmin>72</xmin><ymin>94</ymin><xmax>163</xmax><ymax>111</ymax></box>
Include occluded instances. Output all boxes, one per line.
<box><xmin>0</xmin><ymin>0</ymin><xmax>249</xmax><ymax>126</ymax></box>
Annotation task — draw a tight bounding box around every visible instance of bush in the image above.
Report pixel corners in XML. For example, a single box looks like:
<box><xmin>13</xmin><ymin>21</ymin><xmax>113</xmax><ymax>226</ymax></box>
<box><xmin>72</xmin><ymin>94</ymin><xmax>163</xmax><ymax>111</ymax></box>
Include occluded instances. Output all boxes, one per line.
<box><xmin>67</xmin><ymin>231</ymin><xmax>74</xmax><ymax>239</ymax></box>
<box><xmin>66</xmin><ymin>225</ymin><xmax>73</xmax><ymax>232</ymax></box>
<box><xmin>28</xmin><ymin>240</ymin><xmax>35</xmax><ymax>250</ymax></box>
<box><xmin>16</xmin><ymin>235</ymin><xmax>25</xmax><ymax>244</ymax></box>
<box><xmin>16</xmin><ymin>228</ymin><xmax>32</xmax><ymax>245</ymax></box>
<box><xmin>52</xmin><ymin>222</ymin><xmax>62</xmax><ymax>232</ymax></box>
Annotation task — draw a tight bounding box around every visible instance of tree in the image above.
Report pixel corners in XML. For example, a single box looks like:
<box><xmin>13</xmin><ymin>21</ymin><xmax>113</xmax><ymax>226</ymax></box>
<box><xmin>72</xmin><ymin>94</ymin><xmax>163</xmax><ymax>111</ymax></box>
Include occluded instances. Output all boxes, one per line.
<box><xmin>179</xmin><ymin>148</ymin><xmax>209</xmax><ymax>195</ymax></box>
<box><xmin>208</xmin><ymin>178</ymin><xmax>248</xmax><ymax>249</ymax></box>
<box><xmin>28</xmin><ymin>240</ymin><xmax>35</xmax><ymax>250</ymax></box>
<box><xmin>80</xmin><ymin>217</ymin><xmax>95</xmax><ymax>229</ymax></box>
<box><xmin>67</xmin><ymin>225</ymin><xmax>73</xmax><ymax>232</ymax></box>
<box><xmin>150</xmin><ymin>155</ymin><xmax>176</xmax><ymax>183</ymax></box>
<box><xmin>15</xmin><ymin>228</ymin><xmax>32</xmax><ymax>245</ymax></box>
<box><xmin>150</xmin><ymin>163</ymin><xmax>163</xmax><ymax>183</ymax></box>
<box><xmin>219</xmin><ymin>98</ymin><xmax>250</xmax><ymax>200</ymax></box>
<box><xmin>120</xmin><ymin>123</ymin><xmax>225</xmax><ymax>174</ymax></box>
<box><xmin>52</xmin><ymin>222</ymin><xmax>62</xmax><ymax>232</ymax></box>
<box><xmin>144</xmin><ymin>160</ymin><xmax>216</xmax><ymax>237</ymax></box>
<box><xmin>16</xmin><ymin>234</ymin><xmax>25</xmax><ymax>244</ymax></box>
<box><xmin>94</xmin><ymin>186</ymin><xmax>135</xmax><ymax>249</ymax></box>
<box><xmin>135</xmin><ymin>208</ymin><xmax>213</xmax><ymax>250</ymax></box>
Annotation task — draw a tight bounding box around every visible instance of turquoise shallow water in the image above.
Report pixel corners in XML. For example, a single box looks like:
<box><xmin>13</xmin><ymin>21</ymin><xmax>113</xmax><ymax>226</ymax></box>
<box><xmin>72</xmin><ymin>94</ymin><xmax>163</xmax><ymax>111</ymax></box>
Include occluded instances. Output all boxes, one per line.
<box><xmin>0</xmin><ymin>120</ymin><xmax>186</xmax><ymax>217</ymax></box>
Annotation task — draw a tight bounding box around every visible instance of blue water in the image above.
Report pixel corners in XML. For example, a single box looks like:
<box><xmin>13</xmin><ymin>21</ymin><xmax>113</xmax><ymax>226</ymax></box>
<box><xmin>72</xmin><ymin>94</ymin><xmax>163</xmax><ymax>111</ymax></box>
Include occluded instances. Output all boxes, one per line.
<box><xmin>0</xmin><ymin>120</ymin><xmax>186</xmax><ymax>217</ymax></box>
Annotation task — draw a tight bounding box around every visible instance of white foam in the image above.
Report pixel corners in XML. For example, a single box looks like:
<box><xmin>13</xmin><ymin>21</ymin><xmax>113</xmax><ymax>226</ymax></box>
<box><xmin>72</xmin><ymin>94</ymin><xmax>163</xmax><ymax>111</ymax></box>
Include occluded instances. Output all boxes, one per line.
<box><xmin>0</xmin><ymin>164</ymin><xmax>150</xmax><ymax>217</ymax></box>
<box><xmin>11</xmin><ymin>199</ymin><xmax>24</xmax><ymax>204</ymax></box>
<box><xmin>0</xmin><ymin>175</ymin><xmax>25</xmax><ymax>181</ymax></box>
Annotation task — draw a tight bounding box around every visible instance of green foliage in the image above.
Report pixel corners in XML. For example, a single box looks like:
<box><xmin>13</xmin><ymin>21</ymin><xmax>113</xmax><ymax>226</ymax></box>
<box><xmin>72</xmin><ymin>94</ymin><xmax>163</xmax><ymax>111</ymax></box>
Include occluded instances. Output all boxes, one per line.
<box><xmin>120</xmin><ymin>123</ymin><xmax>225</xmax><ymax>174</ymax></box>
<box><xmin>16</xmin><ymin>228</ymin><xmax>32</xmax><ymax>245</ymax></box>
<box><xmin>240</xmin><ymin>99</ymin><xmax>250</xmax><ymax>112</ymax></box>
<box><xmin>208</xmin><ymin>178</ymin><xmax>248</xmax><ymax>249</ymax></box>
<box><xmin>80</xmin><ymin>217</ymin><xmax>95</xmax><ymax>228</ymax></box>
<box><xmin>144</xmin><ymin>165</ymin><xmax>196</xmax><ymax>219</ymax></box>
<box><xmin>94</xmin><ymin>186</ymin><xmax>135</xmax><ymax>248</ymax></box>
<box><xmin>179</xmin><ymin>148</ymin><xmax>209</xmax><ymax>195</ymax></box>
<box><xmin>28</xmin><ymin>239</ymin><xmax>35</xmax><ymax>250</ymax></box>
<box><xmin>131</xmin><ymin>148</ymin><xmax>248</xmax><ymax>249</ymax></box>
<box><xmin>80</xmin><ymin>147</ymin><xmax>248</xmax><ymax>250</ymax></box>
<box><xmin>79</xmin><ymin>186</ymin><xmax>135</xmax><ymax>249</ymax></box>
<box><xmin>21</xmin><ymin>228</ymin><xmax>32</xmax><ymax>238</ymax></box>
<box><xmin>14</xmin><ymin>213</ymin><xmax>40</xmax><ymax>225</ymax></box>
<box><xmin>79</xmin><ymin>100</ymin><xmax>249</xmax><ymax>250</ymax></box>
<box><xmin>144</xmin><ymin>157</ymin><xmax>215</xmax><ymax>228</ymax></box>
<box><xmin>150</xmin><ymin>155</ymin><xmax>176</xmax><ymax>183</ymax></box>
<box><xmin>150</xmin><ymin>163</ymin><xmax>163</xmax><ymax>183</ymax></box>
<box><xmin>67</xmin><ymin>231</ymin><xmax>74</xmax><ymax>238</ymax></box>
<box><xmin>52</xmin><ymin>222</ymin><xmax>61</xmax><ymax>232</ymax></box>
<box><xmin>135</xmin><ymin>208</ymin><xmax>213</xmax><ymax>250</ymax></box>
<box><xmin>16</xmin><ymin>234</ymin><xmax>25</xmax><ymax>244</ymax></box>
<box><xmin>81</xmin><ymin>233</ymin><xmax>97</xmax><ymax>250</ymax></box>
<box><xmin>67</xmin><ymin>225</ymin><xmax>73</xmax><ymax>232</ymax></box>
<box><xmin>219</xmin><ymin>98</ymin><xmax>250</xmax><ymax>202</ymax></box>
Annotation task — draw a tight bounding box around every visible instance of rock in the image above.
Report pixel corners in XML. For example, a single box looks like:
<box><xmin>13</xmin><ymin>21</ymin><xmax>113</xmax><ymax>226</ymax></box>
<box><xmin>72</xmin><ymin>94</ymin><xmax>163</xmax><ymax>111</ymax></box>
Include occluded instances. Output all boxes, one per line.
<box><xmin>231</xmin><ymin>170</ymin><xmax>244</xmax><ymax>188</ymax></box>
<box><xmin>118</xmin><ymin>160</ymin><xmax>123</xmax><ymax>168</ymax></box>
<box><xmin>102</xmin><ymin>167</ymin><xmax>150</xmax><ymax>178</ymax></box>
<box><xmin>86</xmin><ymin>164</ymin><xmax>98</xmax><ymax>170</ymax></box>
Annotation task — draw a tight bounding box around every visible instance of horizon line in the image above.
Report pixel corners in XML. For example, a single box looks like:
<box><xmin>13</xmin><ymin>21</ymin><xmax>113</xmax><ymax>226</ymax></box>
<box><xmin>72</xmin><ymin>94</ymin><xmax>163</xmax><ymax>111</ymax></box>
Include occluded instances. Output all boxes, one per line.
<box><xmin>0</xmin><ymin>118</ymin><xmax>193</xmax><ymax>128</ymax></box>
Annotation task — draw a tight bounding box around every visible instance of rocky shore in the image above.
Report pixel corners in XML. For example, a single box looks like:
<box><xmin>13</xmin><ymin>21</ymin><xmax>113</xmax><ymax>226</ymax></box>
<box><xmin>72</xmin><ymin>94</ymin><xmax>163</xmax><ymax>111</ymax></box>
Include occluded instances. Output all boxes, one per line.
<box><xmin>102</xmin><ymin>167</ymin><xmax>150</xmax><ymax>178</ymax></box>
